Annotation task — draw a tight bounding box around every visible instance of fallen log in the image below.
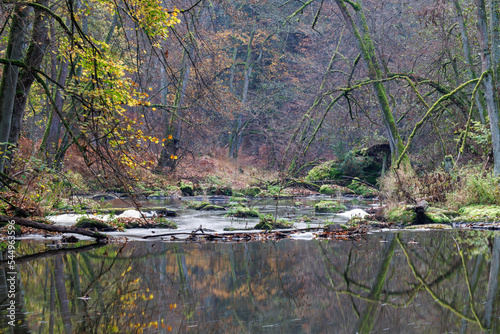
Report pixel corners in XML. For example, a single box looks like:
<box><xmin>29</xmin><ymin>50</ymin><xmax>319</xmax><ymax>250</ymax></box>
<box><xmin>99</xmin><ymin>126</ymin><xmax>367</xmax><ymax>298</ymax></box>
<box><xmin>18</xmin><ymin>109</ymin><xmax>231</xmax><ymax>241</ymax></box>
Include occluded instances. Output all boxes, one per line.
<box><xmin>0</xmin><ymin>215</ymin><xmax>109</xmax><ymax>241</ymax></box>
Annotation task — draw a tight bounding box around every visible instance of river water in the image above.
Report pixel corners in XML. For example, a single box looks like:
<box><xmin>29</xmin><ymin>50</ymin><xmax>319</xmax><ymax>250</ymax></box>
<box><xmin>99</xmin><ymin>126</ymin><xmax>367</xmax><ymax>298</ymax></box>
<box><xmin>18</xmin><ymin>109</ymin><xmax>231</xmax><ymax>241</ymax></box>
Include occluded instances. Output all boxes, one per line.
<box><xmin>1</xmin><ymin>230</ymin><xmax>499</xmax><ymax>333</ymax></box>
<box><xmin>1</xmin><ymin>197</ymin><xmax>500</xmax><ymax>333</ymax></box>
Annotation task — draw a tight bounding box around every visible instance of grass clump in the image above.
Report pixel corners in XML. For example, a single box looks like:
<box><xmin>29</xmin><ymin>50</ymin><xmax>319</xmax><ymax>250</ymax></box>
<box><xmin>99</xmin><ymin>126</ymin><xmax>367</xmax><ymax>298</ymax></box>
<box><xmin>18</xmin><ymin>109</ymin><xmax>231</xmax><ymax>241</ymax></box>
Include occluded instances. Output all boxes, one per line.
<box><xmin>314</xmin><ymin>201</ymin><xmax>346</xmax><ymax>213</ymax></box>
<box><xmin>447</xmin><ymin>171</ymin><xmax>500</xmax><ymax>209</ymax></box>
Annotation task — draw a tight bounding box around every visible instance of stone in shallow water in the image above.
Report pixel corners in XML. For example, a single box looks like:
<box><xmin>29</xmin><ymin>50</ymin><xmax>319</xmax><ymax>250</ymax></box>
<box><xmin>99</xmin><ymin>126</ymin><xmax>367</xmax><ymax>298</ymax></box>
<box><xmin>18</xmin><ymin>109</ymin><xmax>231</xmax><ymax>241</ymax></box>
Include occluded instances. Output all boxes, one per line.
<box><xmin>337</xmin><ymin>209</ymin><xmax>369</xmax><ymax>219</ymax></box>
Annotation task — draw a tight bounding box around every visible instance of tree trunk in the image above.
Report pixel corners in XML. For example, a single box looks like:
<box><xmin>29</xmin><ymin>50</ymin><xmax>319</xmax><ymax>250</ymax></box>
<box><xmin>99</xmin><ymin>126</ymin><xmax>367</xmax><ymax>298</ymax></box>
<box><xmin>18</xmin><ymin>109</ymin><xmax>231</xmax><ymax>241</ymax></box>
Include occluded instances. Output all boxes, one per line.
<box><xmin>230</xmin><ymin>30</ymin><xmax>254</xmax><ymax>159</ymax></box>
<box><xmin>476</xmin><ymin>0</ymin><xmax>500</xmax><ymax>175</ymax></box>
<box><xmin>157</xmin><ymin>49</ymin><xmax>190</xmax><ymax>173</ymax></box>
<box><xmin>8</xmin><ymin>0</ymin><xmax>50</xmax><ymax>165</ymax></box>
<box><xmin>453</xmin><ymin>0</ymin><xmax>488</xmax><ymax>124</ymax></box>
<box><xmin>0</xmin><ymin>5</ymin><xmax>29</xmax><ymax>173</ymax></box>
<box><xmin>334</xmin><ymin>0</ymin><xmax>408</xmax><ymax>166</ymax></box>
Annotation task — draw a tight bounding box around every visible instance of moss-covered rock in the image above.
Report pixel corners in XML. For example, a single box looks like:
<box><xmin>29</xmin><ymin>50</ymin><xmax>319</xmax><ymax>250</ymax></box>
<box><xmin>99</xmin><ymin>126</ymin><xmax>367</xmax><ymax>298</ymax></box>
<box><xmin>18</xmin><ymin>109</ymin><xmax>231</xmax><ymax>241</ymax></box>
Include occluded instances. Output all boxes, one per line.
<box><xmin>153</xmin><ymin>217</ymin><xmax>177</xmax><ymax>228</ymax></box>
<box><xmin>314</xmin><ymin>201</ymin><xmax>346</xmax><ymax>213</ymax></box>
<box><xmin>306</xmin><ymin>161</ymin><xmax>342</xmax><ymax>182</ymax></box>
<box><xmin>458</xmin><ymin>205</ymin><xmax>500</xmax><ymax>222</ymax></box>
<box><xmin>425</xmin><ymin>208</ymin><xmax>451</xmax><ymax>224</ymax></box>
<box><xmin>179</xmin><ymin>181</ymin><xmax>194</xmax><ymax>196</ymax></box>
<box><xmin>207</xmin><ymin>185</ymin><xmax>233</xmax><ymax>196</ymax></box>
<box><xmin>347</xmin><ymin>181</ymin><xmax>378</xmax><ymax>197</ymax></box>
<box><xmin>319</xmin><ymin>185</ymin><xmax>336</xmax><ymax>195</ymax></box>
<box><xmin>226</xmin><ymin>206</ymin><xmax>259</xmax><ymax>218</ymax></box>
<box><xmin>229</xmin><ymin>196</ymin><xmax>249</xmax><ymax>203</ymax></box>
<box><xmin>74</xmin><ymin>217</ymin><xmax>115</xmax><ymax>231</ymax></box>
<box><xmin>201</xmin><ymin>204</ymin><xmax>226</xmax><ymax>211</ymax></box>
<box><xmin>255</xmin><ymin>214</ymin><xmax>294</xmax><ymax>230</ymax></box>
<box><xmin>112</xmin><ymin>217</ymin><xmax>177</xmax><ymax>229</ymax></box>
<box><xmin>244</xmin><ymin>187</ymin><xmax>261</xmax><ymax>197</ymax></box>
<box><xmin>386</xmin><ymin>206</ymin><xmax>416</xmax><ymax>224</ymax></box>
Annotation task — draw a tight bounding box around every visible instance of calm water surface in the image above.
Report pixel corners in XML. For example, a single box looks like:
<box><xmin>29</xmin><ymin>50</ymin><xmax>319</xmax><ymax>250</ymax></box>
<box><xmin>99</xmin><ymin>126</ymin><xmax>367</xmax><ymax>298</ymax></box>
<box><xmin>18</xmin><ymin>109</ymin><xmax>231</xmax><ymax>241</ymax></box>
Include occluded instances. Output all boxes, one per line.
<box><xmin>1</xmin><ymin>230</ymin><xmax>499</xmax><ymax>333</ymax></box>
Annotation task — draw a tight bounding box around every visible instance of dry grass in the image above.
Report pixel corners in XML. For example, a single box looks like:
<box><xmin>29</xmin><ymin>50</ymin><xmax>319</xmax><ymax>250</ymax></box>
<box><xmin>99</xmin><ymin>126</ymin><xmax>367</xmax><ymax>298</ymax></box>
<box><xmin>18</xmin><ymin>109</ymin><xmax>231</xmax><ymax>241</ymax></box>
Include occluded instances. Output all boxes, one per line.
<box><xmin>380</xmin><ymin>164</ymin><xmax>500</xmax><ymax>210</ymax></box>
<box><xmin>173</xmin><ymin>148</ymin><xmax>278</xmax><ymax>190</ymax></box>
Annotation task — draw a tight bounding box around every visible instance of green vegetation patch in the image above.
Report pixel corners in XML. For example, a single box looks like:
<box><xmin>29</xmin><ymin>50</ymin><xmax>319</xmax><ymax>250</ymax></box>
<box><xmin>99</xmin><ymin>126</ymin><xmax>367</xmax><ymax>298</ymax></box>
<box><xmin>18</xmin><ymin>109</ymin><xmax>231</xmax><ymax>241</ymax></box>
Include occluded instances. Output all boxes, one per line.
<box><xmin>314</xmin><ymin>201</ymin><xmax>346</xmax><ymax>213</ymax></box>
<box><xmin>255</xmin><ymin>214</ymin><xmax>294</xmax><ymax>230</ymax></box>
<box><xmin>112</xmin><ymin>217</ymin><xmax>177</xmax><ymax>229</ymax></box>
<box><xmin>244</xmin><ymin>187</ymin><xmax>261</xmax><ymax>197</ymax></box>
<box><xmin>74</xmin><ymin>217</ymin><xmax>115</xmax><ymax>231</ymax></box>
<box><xmin>179</xmin><ymin>181</ymin><xmax>194</xmax><ymax>196</ymax></box>
<box><xmin>458</xmin><ymin>205</ymin><xmax>500</xmax><ymax>222</ymax></box>
<box><xmin>183</xmin><ymin>201</ymin><xmax>225</xmax><ymax>211</ymax></box>
<box><xmin>306</xmin><ymin>161</ymin><xmax>342</xmax><ymax>182</ymax></box>
<box><xmin>226</xmin><ymin>205</ymin><xmax>260</xmax><ymax>218</ymax></box>
<box><xmin>386</xmin><ymin>206</ymin><xmax>416</xmax><ymax>224</ymax></box>
<box><xmin>425</xmin><ymin>208</ymin><xmax>451</xmax><ymax>224</ymax></box>
<box><xmin>347</xmin><ymin>181</ymin><xmax>378</xmax><ymax>197</ymax></box>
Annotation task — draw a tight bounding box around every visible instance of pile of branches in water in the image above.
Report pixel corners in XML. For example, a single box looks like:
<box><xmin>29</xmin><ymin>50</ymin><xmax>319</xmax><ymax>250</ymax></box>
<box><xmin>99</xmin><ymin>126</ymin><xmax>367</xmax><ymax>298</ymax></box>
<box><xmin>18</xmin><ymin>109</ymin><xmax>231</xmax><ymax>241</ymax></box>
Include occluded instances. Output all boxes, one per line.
<box><xmin>146</xmin><ymin>225</ymin><xmax>369</xmax><ymax>243</ymax></box>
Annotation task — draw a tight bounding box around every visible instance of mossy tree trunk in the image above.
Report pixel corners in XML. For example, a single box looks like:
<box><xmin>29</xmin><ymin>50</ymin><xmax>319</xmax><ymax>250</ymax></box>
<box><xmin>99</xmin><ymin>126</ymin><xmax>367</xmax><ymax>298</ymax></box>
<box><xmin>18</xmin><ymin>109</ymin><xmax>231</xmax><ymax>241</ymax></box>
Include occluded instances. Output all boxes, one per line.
<box><xmin>475</xmin><ymin>0</ymin><xmax>500</xmax><ymax>175</ymax></box>
<box><xmin>333</xmin><ymin>0</ymin><xmax>409</xmax><ymax>168</ymax></box>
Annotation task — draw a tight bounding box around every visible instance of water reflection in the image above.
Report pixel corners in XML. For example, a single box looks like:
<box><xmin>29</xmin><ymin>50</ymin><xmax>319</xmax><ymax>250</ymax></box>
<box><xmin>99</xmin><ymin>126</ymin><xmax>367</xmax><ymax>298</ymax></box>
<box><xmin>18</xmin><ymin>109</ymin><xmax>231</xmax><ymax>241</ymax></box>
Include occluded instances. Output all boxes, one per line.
<box><xmin>1</xmin><ymin>230</ymin><xmax>499</xmax><ymax>333</ymax></box>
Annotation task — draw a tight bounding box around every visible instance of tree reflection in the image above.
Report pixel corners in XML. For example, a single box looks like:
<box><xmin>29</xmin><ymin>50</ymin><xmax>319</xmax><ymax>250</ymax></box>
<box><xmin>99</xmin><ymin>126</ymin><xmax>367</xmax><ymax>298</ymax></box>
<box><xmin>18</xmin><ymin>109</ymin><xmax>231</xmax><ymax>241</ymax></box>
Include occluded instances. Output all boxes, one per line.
<box><xmin>0</xmin><ymin>231</ymin><xmax>499</xmax><ymax>333</ymax></box>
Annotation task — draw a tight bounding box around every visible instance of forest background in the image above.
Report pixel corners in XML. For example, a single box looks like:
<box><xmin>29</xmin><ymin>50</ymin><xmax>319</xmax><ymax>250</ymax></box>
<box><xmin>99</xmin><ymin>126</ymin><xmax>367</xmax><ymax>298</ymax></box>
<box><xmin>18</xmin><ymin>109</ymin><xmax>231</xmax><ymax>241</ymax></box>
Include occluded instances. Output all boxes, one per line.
<box><xmin>1</xmin><ymin>0</ymin><xmax>500</xmax><ymax>214</ymax></box>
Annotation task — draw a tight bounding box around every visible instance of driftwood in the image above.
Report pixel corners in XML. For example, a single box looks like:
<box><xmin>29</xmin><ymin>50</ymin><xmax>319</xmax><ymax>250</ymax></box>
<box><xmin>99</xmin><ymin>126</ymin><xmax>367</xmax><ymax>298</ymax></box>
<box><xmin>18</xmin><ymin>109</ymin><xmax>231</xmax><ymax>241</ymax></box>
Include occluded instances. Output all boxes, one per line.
<box><xmin>142</xmin><ymin>225</ymin><xmax>370</xmax><ymax>242</ymax></box>
<box><xmin>0</xmin><ymin>242</ymin><xmax>105</xmax><ymax>269</ymax></box>
<box><xmin>0</xmin><ymin>216</ymin><xmax>109</xmax><ymax>241</ymax></box>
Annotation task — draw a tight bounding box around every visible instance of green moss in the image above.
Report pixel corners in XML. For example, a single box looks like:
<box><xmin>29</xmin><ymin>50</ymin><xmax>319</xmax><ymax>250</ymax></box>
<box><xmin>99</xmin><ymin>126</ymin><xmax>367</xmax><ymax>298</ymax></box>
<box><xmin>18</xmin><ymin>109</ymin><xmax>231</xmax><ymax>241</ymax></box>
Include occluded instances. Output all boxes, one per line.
<box><xmin>306</xmin><ymin>161</ymin><xmax>342</xmax><ymax>181</ymax></box>
<box><xmin>201</xmin><ymin>204</ymin><xmax>225</xmax><ymax>211</ymax></box>
<box><xmin>229</xmin><ymin>197</ymin><xmax>249</xmax><ymax>203</ymax></box>
<box><xmin>347</xmin><ymin>181</ymin><xmax>378</xmax><ymax>197</ymax></box>
<box><xmin>226</xmin><ymin>206</ymin><xmax>260</xmax><ymax>218</ymax></box>
<box><xmin>244</xmin><ymin>187</ymin><xmax>261</xmax><ymax>197</ymax></box>
<box><xmin>386</xmin><ymin>206</ymin><xmax>416</xmax><ymax>224</ymax></box>
<box><xmin>458</xmin><ymin>205</ymin><xmax>500</xmax><ymax>222</ymax></box>
<box><xmin>425</xmin><ymin>208</ymin><xmax>451</xmax><ymax>224</ymax></box>
<box><xmin>314</xmin><ymin>201</ymin><xmax>346</xmax><ymax>213</ymax></box>
<box><xmin>405</xmin><ymin>224</ymin><xmax>452</xmax><ymax>230</ymax></box>
<box><xmin>207</xmin><ymin>185</ymin><xmax>233</xmax><ymax>196</ymax></box>
<box><xmin>74</xmin><ymin>217</ymin><xmax>114</xmax><ymax>230</ymax></box>
<box><xmin>153</xmin><ymin>217</ymin><xmax>177</xmax><ymax>228</ymax></box>
<box><xmin>179</xmin><ymin>181</ymin><xmax>194</xmax><ymax>196</ymax></box>
<box><xmin>255</xmin><ymin>214</ymin><xmax>294</xmax><ymax>230</ymax></box>
<box><xmin>319</xmin><ymin>185</ymin><xmax>336</xmax><ymax>195</ymax></box>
